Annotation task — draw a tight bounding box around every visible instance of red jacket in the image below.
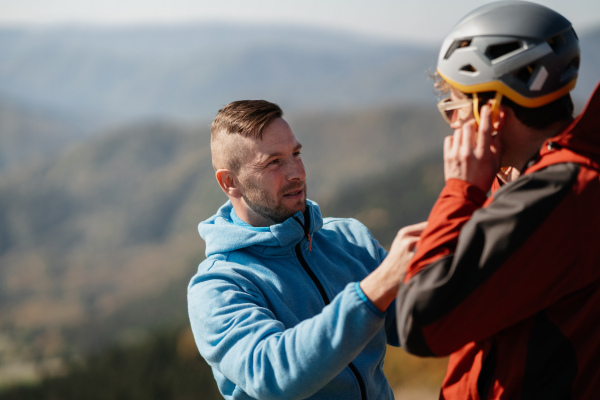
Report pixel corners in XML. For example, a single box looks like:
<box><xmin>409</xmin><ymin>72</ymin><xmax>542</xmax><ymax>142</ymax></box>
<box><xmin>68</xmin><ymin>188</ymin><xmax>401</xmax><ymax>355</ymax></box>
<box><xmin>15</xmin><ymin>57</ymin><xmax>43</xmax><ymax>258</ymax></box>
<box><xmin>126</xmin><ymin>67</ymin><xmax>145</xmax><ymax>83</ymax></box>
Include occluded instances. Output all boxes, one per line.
<box><xmin>396</xmin><ymin>82</ymin><xmax>600</xmax><ymax>400</ymax></box>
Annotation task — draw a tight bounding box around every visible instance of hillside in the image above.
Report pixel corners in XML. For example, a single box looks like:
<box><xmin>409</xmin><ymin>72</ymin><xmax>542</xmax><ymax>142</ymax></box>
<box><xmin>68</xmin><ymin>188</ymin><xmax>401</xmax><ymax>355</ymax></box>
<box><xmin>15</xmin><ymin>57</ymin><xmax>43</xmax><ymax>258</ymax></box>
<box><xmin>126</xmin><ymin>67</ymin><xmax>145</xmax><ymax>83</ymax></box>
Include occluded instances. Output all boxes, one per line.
<box><xmin>0</xmin><ymin>23</ymin><xmax>598</xmax><ymax>132</ymax></box>
<box><xmin>0</xmin><ymin>100</ymin><xmax>448</xmax><ymax>387</ymax></box>
<box><xmin>0</xmin><ymin>327</ymin><xmax>223</xmax><ymax>400</ymax></box>
<box><xmin>0</xmin><ymin>24</ymin><xmax>438</xmax><ymax>128</ymax></box>
<box><xmin>321</xmin><ymin>151</ymin><xmax>444</xmax><ymax>242</ymax></box>
<box><xmin>0</xmin><ymin>143</ymin><xmax>449</xmax><ymax>398</ymax></box>
<box><xmin>1</xmin><ymin>20</ymin><xmax>599</xmax><ymax>394</ymax></box>
<box><xmin>0</xmin><ymin>99</ymin><xmax>89</xmax><ymax>172</ymax></box>
<box><xmin>0</xmin><ymin>325</ymin><xmax>448</xmax><ymax>400</ymax></box>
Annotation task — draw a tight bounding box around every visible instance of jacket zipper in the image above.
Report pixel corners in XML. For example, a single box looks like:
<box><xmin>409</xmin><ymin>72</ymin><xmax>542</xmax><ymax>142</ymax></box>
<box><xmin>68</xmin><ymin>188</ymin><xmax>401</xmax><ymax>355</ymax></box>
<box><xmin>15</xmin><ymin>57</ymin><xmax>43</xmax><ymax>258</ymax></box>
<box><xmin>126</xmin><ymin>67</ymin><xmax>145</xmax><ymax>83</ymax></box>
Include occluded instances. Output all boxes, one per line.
<box><xmin>293</xmin><ymin>211</ymin><xmax>367</xmax><ymax>400</ymax></box>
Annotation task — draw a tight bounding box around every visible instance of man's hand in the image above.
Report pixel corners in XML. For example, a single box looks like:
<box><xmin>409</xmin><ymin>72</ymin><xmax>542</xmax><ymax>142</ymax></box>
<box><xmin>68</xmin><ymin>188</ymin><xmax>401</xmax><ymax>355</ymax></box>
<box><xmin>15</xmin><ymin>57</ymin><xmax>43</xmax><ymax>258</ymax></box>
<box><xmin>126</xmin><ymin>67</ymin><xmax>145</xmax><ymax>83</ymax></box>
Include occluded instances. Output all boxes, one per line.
<box><xmin>360</xmin><ymin>221</ymin><xmax>427</xmax><ymax>312</ymax></box>
<box><xmin>386</xmin><ymin>221</ymin><xmax>427</xmax><ymax>273</ymax></box>
<box><xmin>444</xmin><ymin>104</ymin><xmax>502</xmax><ymax>193</ymax></box>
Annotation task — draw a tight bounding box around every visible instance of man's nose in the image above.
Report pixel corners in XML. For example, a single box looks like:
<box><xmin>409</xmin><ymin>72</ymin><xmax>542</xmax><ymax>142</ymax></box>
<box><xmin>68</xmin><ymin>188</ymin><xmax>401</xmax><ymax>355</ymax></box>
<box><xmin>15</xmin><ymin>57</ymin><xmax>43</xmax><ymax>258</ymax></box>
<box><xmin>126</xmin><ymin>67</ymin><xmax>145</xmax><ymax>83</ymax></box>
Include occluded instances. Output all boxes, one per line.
<box><xmin>287</xmin><ymin>157</ymin><xmax>306</xmax><ymax>181</ymax></box>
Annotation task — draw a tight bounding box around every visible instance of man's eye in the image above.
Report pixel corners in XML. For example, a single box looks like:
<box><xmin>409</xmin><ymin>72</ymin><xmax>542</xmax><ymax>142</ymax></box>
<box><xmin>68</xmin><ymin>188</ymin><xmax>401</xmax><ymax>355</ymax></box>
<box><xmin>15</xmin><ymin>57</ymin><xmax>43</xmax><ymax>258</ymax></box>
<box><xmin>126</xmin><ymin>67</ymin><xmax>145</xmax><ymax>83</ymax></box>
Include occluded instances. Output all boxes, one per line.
<box><xmin>268</xmin><ymin>159</ymin><xmax>280</xmax><ymax>166</ymax></box>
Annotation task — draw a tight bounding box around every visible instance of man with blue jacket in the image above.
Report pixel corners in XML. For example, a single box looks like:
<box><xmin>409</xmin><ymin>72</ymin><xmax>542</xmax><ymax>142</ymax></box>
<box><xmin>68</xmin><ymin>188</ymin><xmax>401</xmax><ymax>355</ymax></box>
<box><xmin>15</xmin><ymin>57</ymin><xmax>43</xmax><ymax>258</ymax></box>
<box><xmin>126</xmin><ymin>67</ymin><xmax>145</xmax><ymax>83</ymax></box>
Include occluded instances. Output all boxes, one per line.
<box><xmin>188</xmin><ymin>99</ymin><xmax>424</xmax><ymax>399</ymax></box>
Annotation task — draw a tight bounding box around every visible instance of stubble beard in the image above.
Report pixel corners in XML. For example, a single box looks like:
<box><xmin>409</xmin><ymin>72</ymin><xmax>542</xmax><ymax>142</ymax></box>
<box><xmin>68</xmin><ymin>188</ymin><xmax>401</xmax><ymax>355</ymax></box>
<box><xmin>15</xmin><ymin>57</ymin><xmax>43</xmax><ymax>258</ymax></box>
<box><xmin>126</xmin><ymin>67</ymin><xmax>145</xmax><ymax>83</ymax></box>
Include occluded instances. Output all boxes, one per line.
<box><xmin>242</xmin><ymin>181</ymin><xmax>307</xmax><ymax>225</ymax></box>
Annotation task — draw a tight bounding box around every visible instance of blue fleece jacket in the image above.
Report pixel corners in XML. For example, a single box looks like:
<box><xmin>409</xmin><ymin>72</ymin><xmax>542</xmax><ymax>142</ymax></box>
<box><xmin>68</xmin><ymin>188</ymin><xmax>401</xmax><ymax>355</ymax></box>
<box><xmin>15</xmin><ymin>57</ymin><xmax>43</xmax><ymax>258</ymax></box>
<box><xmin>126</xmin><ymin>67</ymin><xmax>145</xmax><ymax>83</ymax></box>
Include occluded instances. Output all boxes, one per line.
<box><xmin>188</xmin><ymin>200</ymin><xmax>399</xmax><ymax>400</ymax></box>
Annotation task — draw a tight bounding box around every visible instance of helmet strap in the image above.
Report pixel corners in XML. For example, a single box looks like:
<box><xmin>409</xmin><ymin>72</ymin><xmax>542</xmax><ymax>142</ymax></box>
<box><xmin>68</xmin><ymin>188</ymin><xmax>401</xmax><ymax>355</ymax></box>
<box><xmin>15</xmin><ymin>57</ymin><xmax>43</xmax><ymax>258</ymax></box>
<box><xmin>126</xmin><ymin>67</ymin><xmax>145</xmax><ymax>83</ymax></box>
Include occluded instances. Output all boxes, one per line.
<box><xmin>473</xmin><ymin>92</ymin><xmax>503</xmax><ymax>126</ymax></box>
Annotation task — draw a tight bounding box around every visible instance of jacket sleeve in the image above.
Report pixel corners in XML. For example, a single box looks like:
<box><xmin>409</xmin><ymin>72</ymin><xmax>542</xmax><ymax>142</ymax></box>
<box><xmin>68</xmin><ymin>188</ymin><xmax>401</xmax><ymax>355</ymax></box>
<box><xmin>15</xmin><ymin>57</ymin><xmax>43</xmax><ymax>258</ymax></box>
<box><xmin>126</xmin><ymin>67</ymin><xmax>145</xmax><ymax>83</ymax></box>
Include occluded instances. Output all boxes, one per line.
<box><xmin>396</xmin><ymin>163</ymin><xmax>593</xmax><ymax>356</ymax></box>
<box><xmin>188</xmin><ymin>265</ymin><xmax>385</xmax><ymax>400</ymax></box>
<box><xmin>380</xmin><ymin>252</ymin><xmax>401</xmax><ymax>347</ymax></box>
<box><xmin>355</xmin><ymin>222</ymin><xmax>401</xmax><ymax>347</ymax></box>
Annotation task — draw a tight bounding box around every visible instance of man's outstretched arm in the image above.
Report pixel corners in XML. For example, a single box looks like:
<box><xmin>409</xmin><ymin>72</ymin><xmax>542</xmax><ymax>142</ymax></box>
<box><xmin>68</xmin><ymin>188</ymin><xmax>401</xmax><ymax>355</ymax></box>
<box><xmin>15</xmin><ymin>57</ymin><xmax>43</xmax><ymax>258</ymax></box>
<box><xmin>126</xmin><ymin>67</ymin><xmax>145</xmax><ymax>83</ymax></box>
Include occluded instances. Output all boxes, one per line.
<box><xmin>360</xmin><ymin>221</ymin><xmax>427</xmax><ymax>312</ymax></box>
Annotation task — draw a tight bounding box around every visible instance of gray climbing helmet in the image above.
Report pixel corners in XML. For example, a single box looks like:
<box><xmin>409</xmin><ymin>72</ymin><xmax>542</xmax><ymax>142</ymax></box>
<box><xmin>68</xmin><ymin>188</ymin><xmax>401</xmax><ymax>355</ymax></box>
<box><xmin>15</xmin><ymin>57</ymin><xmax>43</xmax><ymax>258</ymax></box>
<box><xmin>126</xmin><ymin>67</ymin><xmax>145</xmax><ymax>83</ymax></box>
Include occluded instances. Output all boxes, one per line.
<box><xmin>437</xmin><ymin>0</ymin><xmax>580</xmax><ymax>107</ymax></box>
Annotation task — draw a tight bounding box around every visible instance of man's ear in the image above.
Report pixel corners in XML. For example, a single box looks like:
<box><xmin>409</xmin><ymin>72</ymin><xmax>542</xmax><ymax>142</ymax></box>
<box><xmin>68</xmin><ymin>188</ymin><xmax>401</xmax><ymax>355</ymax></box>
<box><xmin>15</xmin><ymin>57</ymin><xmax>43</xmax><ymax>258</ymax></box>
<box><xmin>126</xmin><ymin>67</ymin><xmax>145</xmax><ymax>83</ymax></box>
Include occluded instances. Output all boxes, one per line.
<box><xmin>216</xmin><ymin>169</ymin><xmax>242</xmax><ymax>198</ymax></box>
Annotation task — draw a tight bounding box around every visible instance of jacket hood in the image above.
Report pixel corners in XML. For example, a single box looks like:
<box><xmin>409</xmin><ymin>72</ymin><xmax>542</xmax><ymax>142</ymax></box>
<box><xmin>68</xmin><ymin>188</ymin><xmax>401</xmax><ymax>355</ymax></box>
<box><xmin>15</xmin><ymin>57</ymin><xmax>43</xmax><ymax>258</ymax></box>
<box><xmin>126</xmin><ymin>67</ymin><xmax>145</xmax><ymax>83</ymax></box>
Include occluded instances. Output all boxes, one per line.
<box><xmin>199</xmin><ymin>199</ymin><xmax>323</xmax><ymax>257</ymax></box>
<box><xmin>545</xmin><ymin>81</ymin><xmax>600</xmax><ymax>161</ymax></box>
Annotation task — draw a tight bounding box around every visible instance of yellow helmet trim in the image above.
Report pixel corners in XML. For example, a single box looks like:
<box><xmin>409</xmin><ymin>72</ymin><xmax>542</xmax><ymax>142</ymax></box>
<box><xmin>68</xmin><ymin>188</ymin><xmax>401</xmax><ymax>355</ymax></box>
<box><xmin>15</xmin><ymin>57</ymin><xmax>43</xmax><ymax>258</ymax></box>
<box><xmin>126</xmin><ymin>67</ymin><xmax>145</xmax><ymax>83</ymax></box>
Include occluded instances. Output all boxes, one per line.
<box><xmin>437</xmin><ymin>69</ymin><xmax>576</xmax><ymax>108</ymax></box>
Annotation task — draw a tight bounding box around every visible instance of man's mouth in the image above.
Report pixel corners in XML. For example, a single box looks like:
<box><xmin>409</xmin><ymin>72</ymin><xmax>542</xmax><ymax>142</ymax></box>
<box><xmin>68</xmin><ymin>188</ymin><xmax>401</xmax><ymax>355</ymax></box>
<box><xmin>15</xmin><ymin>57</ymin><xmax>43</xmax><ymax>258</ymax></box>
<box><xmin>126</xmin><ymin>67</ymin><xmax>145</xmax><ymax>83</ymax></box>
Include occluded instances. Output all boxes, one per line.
<box><xmin>283</xmin><ymin>187</ymin><xmax>305</xmax><ymax>198</ymax></box>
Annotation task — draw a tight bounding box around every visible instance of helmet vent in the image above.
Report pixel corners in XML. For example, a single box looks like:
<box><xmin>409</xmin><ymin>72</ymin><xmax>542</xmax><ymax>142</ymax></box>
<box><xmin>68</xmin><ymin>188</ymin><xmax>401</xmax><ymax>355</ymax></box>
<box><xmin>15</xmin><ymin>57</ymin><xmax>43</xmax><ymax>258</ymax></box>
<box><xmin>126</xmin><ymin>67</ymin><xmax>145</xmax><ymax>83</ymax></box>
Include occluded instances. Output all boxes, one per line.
<box><xmin>514</xmin><ymin>64</ymin><xmax>536</xmax><ymax>83</ymax></box>
<box><xmin>485</xmin><ymin>41</ymin><xmax>522</xmax><ymax>61</ymax></box>
<box><xmin>460</xmin><ymin>64</ymin><xmax>477</xmax><ymax>73</ymax></box>
<box><xmin>547</xmin><ymin>34</ymin><xmax>567</xmax><ymax>53</ymax></box>
<box><xmin>444</xmin><ymin>39</ymin><xmax>472</xmax><ymax>60</ymax></box>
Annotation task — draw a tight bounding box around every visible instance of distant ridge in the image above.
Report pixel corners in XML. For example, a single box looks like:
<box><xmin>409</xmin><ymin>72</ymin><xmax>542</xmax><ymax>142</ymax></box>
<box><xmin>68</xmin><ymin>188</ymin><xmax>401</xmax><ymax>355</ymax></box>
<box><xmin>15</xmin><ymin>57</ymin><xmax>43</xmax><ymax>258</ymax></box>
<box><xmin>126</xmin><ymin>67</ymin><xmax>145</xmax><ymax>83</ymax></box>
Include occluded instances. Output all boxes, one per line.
<box><xmin>0</xmin><ymin>22</ymin><xmax>436</xmax><ymax>126</ymax></box>
<box><xmin>1</xmin><ymin>22</ymin><xmax>597</xmax><ymax>130</ymax></box>
<box><xmin>0</xmin><ymin>21</ymin><xmax>598</xmax><ymax>389</ymax></box>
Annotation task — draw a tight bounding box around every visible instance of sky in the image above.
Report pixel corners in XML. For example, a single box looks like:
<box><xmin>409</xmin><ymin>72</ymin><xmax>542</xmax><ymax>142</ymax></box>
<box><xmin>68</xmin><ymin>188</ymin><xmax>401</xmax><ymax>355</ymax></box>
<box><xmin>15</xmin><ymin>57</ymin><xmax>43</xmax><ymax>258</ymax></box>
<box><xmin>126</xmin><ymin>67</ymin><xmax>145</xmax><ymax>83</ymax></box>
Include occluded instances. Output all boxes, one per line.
<box><xmin>1</xmin><ymin>0</ymin><xmax>600</xmax><ymax>44</ymax></box>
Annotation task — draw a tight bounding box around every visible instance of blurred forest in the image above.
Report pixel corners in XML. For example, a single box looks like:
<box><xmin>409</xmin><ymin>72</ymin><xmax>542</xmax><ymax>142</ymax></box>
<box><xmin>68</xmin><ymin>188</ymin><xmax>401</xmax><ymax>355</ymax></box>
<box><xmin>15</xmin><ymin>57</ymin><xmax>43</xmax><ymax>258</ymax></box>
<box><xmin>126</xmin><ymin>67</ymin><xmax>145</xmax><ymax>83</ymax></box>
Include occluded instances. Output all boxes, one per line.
<box><xmin>1</xmin><ymin>22</ymin><xmax>599</xmax><ymax>399</ymax></box>
<box><xmin>0</xmin><ymin>325</ymin><xmax>447</xmax><ymax>400</ymax></box>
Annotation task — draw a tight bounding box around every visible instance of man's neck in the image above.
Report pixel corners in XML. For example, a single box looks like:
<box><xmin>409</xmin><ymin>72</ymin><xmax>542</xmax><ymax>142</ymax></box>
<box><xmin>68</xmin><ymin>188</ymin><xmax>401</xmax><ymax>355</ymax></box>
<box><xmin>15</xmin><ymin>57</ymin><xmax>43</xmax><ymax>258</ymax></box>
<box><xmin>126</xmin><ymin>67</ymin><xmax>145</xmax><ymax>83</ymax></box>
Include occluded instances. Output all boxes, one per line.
<box><xmin>506</xmin><ymin>118</ymin><xmax>573</xmax><ymax>173</ymax></box>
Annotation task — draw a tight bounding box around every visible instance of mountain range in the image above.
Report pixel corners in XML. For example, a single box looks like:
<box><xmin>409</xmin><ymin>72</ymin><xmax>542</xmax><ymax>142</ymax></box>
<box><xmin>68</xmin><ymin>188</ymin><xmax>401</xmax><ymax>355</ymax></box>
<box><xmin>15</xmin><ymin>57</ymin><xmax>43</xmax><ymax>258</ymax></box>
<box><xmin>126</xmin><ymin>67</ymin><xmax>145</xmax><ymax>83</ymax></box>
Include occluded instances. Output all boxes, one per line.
<box><xmin>0</xmin><ymin>22</ymin><xmax>599</xmax><ymax>389</ymax></box>
<box><xmin>2</xmin><ymin>22</ymin><xmax>598</xmax><ymax>130</ymax></box>
<box><xmin>0</xmin><ymin>23</ymin><xmax>438</xmax><ymax>127</ymax></box>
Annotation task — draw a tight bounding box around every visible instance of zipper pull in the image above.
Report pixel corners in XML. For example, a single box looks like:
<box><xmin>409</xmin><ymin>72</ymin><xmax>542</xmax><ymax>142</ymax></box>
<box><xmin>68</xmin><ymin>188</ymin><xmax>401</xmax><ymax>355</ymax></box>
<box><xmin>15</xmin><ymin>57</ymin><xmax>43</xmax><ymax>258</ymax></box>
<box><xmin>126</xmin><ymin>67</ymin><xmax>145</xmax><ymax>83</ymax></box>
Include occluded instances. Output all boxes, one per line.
<box><xmin>307</xmin><ymin>233</ymin><xmax>312</xmax><ymax>252</ymax></box>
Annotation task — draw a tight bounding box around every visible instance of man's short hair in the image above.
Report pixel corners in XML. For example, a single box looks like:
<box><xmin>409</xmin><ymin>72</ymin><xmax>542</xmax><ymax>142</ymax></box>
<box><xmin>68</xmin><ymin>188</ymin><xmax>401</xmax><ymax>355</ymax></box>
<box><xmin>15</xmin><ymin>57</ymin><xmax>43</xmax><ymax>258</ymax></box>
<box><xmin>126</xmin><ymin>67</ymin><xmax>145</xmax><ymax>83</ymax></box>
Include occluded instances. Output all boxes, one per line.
<box><xmin>211</xmin><ymin>100</ymin><xmax>283</xmax><ymax>172</ymax></box>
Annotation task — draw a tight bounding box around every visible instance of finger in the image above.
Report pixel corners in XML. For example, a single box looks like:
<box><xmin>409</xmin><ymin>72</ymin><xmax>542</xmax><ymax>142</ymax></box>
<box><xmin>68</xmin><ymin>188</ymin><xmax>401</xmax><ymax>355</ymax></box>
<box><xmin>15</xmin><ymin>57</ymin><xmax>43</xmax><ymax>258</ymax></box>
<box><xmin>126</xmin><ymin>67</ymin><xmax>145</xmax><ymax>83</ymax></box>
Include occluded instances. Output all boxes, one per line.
<box><xmin>490</xmin><ymin>108</ymin><xmax>504</xmax><ymax>152</ymax></box>
<box><xmin>453</xmin><ymin>127</ymin><xmax>463</xmax><ymax>152</ymax></box>
<box><xmin>407</xmin><ymin>238</ymin><xmax>419</xmax><ymax>252</ymax></box>
<box><xmin>394</xmin><ymin>223</ymin><xmax>428</xmax><ymax>251</ymax></box>
<box><xmin>460</xmin><ymin>121</ymin><xmax>476</xmax><ymax>153</ymax></box>
<box><xmin>477</xmin><ymin>104</ymin><xmax>494</xmax><ymax>151</ymax></box>
<box><xmin>494</xmin><ymin>107</ymin><xmax>506</xmax><ymax>131</ymax></box>
<box><xmin>444</xmin><ymin>135</ymin><xmax>453</xmax><ymax>151</ymax></box>
<box><xmin>443</xmin><ymin>135</ymin><xmax>454</xmax><ymax>159</ymax></box>
<box><xmin>403</xmin><ymin>221</ymin><xmax>428</xmax><ymax>236</ymax></box>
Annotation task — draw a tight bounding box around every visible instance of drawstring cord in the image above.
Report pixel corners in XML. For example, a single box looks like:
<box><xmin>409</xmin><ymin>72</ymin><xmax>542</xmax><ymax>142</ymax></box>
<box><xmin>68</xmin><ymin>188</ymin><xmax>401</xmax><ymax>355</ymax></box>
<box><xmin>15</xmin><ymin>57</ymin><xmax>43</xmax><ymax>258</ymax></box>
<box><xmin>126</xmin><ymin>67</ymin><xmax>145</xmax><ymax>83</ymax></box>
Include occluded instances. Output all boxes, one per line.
<box><xmin>293</xmin><ymin>208</ymin><xmax>312</xmax><ymax>252</ymax></box>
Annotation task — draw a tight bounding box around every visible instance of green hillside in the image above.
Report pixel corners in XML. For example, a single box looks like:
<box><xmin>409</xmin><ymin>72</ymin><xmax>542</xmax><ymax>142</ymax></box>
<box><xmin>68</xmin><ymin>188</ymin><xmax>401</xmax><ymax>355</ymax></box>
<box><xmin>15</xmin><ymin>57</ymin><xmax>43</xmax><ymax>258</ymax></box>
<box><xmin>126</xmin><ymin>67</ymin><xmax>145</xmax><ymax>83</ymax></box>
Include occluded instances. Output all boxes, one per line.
<box><xmin>0</xmin><ymin>325</ymin><xmax>448</xmax><ymax>400</ymax></box>
<box><xmin>0</xmin><ymin>326</ymin><xmax>222</xmax><ymax>400</ymax></box>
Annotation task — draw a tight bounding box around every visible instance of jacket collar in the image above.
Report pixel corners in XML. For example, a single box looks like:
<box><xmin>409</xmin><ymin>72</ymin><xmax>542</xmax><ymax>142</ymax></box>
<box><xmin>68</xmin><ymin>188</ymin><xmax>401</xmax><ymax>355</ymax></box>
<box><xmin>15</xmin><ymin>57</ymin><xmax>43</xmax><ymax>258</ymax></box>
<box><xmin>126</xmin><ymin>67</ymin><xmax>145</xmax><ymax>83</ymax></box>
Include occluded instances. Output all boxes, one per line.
<box><xmin>540</xmin><ymin>80</ymin><xmax>600</xmax><ymax>163</ymax></box>
<box><xmin>199</xmin><ymin>200</ymin><xmax>323</xmax><ymax>257</ymax></box>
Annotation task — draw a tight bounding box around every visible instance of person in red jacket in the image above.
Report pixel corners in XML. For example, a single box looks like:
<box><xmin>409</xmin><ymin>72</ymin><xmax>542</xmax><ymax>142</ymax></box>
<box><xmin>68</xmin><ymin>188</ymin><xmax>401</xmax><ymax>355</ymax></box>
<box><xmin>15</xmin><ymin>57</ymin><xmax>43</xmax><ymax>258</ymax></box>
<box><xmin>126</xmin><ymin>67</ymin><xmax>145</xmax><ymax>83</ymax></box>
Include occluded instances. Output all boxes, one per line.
<box><xmin>395</xmin><ymin>1</ymin><xmax>600</xmax><ymax>399</ymax></box>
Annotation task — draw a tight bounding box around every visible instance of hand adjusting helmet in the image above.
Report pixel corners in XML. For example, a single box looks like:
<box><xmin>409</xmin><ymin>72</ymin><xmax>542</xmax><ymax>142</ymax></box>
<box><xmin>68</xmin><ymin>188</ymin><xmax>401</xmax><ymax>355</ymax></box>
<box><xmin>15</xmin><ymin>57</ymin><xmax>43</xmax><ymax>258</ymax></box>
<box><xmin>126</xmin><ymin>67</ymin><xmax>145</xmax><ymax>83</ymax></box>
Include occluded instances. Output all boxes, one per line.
<box><xmin>437</xmin><ymin>0</ymin><xmax>580</xmax><ymax>113</ymax></box>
